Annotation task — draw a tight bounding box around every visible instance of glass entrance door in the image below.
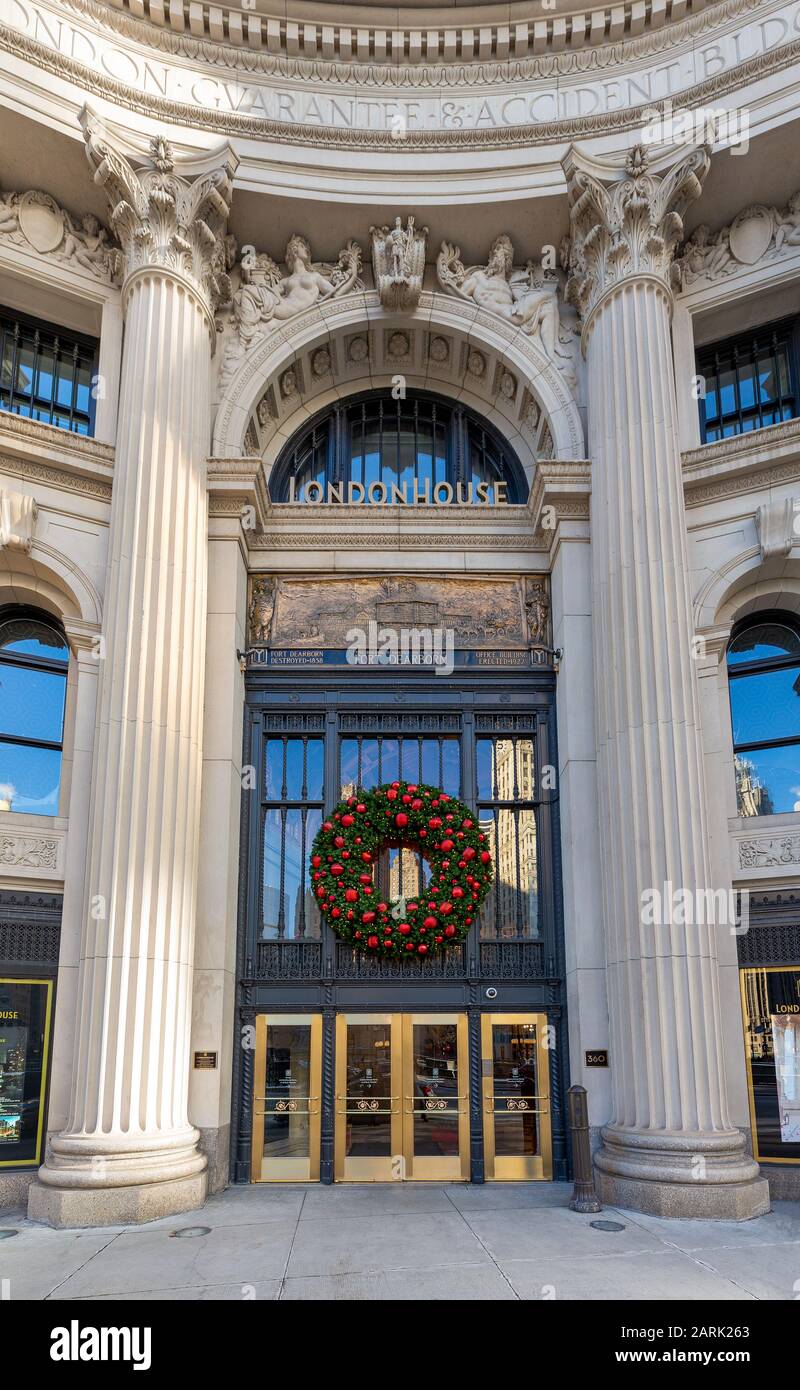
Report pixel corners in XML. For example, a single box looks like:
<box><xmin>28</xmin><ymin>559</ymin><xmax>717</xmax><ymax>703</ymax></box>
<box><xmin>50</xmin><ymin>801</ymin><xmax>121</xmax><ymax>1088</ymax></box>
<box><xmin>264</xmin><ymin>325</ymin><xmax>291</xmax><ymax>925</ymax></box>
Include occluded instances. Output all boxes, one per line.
<box><xmin>481</xmin><ymin>1013</ymin><xmax>552</xmax><ymax>1180</ymax></box>
<box><xmin>251</xmin><ymin>1014</ymin><xmax>322</xmax><ymax>1181</ymax></box>
<box><xmin>335</xmin><ymin>1013</ymin><xmax>469</xmax><ymax>1181</ymax></box>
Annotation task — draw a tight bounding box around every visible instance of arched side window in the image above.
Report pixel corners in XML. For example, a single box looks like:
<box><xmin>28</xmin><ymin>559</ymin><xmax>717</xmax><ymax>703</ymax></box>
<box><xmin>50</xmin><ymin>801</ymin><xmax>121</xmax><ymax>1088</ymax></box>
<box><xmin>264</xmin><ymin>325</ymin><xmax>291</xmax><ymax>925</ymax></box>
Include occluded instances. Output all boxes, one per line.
<box><xmin>270</xmin><ymin>390</ymin><xmax>528</xmax><ymax>504</ymax></box>
<box><xmin>0</xmin><ymin>611</ymin><xmax>69</xmax><ymax>816</ymax></box>
<box><xmin>727</xmin><ymin>616</ymin><xmax>800</xmax><ymax>817</ymax></box>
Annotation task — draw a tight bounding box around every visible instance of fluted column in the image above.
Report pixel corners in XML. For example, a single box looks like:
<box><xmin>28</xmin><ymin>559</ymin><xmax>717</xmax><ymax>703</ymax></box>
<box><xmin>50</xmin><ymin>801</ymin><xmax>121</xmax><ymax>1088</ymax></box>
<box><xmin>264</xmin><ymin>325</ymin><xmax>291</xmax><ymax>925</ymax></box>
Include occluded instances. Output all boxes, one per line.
<box><xmin>562</xmin><ymin>144</ymin><xmax>768</xmax><ymax>1219</ymax></box>
<box><xmin>29</xmin><ymin>116</ymin><xmax>238</xmax><ymax>1227</ymax></box>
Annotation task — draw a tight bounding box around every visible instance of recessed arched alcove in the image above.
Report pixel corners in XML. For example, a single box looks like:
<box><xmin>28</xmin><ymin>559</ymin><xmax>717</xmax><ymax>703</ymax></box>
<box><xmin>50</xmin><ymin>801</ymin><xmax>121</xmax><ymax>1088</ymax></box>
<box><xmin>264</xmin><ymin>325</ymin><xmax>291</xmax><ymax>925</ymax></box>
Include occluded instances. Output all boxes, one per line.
<box><xmin>211</xmin><ymin>290</ymin><xmax>585</xmax><ymax>482</ymax></box>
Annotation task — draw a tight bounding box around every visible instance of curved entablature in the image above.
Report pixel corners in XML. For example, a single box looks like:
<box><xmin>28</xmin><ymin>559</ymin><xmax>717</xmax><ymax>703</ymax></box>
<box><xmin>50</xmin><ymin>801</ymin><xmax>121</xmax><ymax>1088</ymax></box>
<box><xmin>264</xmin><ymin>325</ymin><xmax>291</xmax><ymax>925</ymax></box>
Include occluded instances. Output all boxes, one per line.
<box><xmin>88</xmin><ymin>0</ymin><xmax>743</xmax><ymax>70</ymax></box>
<box><xmin>2</xmin><ymin>0</ymin><xmax>798</xmax><ymax>165</ymax></box>
<box><xmin>212</xmin><ymin>289</ymin><xmax>584</xmax><ymax>469</ymax></box>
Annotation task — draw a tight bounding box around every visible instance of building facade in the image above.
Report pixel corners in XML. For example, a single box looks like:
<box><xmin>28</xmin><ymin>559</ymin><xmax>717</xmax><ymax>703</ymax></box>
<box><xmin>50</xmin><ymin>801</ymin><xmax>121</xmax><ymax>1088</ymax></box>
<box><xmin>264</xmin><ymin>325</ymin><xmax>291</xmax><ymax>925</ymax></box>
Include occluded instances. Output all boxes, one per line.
<box><xmin>0</xmin><ymin>0</ymin><xmax>799</xmax><ymax>1226</ymax></box>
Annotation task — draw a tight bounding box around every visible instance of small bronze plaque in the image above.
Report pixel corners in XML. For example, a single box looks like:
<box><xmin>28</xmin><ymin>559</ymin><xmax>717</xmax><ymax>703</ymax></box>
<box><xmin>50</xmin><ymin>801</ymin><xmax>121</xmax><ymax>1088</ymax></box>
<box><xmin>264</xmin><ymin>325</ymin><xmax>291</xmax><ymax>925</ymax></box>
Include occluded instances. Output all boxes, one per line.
<box><xmin>585</xmin><ymin>1050</ymin><xmax>608</xmax><ymax>1068</ymax></box>
<box><xmin>194</xmin><ymin>1050</ymin><xmax>217</xmax><ymax>1070</ymax></box>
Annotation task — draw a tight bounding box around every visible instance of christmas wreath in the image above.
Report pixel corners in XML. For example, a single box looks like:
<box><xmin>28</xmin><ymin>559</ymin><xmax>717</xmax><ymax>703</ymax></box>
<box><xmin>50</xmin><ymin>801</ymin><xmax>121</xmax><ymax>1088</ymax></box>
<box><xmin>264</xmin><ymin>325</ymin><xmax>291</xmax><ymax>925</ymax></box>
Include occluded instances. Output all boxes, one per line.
<box><xmin>309</xmin><ymin>780</ymin><xmax>493</xmax><ymax>957</ymax></box>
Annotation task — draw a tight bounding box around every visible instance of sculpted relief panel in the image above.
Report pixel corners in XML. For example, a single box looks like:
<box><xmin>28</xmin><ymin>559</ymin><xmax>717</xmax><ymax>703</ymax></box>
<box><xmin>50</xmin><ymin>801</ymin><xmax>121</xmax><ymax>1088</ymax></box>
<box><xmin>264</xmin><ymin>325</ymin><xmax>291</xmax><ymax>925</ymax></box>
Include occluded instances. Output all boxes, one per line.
<box><xmin>0</xmin><ymin>185</ymin><xmax>121</xmax><ymax>283</ymax></box>
<box><xmin>247</xmin><ymin>575</ymin><xmax>551</xmax><ymax>652</ymax></box>
<box><xmin>675</xmin><ymin>190</ymin><xmax>800</xmax><ymax>289</ymax></box>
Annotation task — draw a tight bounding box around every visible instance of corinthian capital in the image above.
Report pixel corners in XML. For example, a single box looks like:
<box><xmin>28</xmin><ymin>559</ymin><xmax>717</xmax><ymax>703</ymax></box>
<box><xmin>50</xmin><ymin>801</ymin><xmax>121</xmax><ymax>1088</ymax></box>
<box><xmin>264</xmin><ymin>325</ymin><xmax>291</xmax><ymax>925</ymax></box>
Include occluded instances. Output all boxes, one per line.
<box><xmin>79</xmin><ymin>108</ymin><xmax>238</xmax><ymax>315</ymax></box>
<box><xmin>562</xmin><ymin>143</ymin><xmax>710</xmax><ymax>327</ymax></box>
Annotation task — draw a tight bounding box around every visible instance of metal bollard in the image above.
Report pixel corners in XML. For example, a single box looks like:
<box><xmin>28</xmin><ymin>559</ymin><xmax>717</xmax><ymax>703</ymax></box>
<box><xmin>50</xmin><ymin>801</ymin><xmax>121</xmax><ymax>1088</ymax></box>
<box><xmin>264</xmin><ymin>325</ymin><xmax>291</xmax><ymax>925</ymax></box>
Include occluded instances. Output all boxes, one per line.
<box><xmin>568</xmin><ymin>1084</ymin><xmax>602</xmax><ymax>1213</ymax></box>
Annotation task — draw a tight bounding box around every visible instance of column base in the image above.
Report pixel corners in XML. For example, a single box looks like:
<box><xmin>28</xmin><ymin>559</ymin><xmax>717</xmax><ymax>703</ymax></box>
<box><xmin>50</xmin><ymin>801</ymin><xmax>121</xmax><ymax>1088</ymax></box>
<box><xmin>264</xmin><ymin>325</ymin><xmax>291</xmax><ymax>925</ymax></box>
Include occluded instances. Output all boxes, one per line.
<box><xmin>27</xmin><ymin>1171</ymin><xmax>208</xmax><ymax>1229</ymax></box>
<box><xmin>594</xmin><ymin>1124</ymin><xmax>770</xmax><ymax>1221</ymax></box>
<box><xmin>595</xmin><ymin>1170</ymin><xmax>769</xmax><ymax>1220</ymax></box>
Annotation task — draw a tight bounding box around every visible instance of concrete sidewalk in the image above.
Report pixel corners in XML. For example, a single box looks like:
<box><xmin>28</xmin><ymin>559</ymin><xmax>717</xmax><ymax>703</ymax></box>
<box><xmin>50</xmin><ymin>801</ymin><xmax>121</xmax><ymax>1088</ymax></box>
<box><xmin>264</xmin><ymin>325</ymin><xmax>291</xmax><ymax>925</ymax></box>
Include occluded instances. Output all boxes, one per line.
<box><xmin>2</xmin><ymin>1182</ymin><xmax>799</xmax><ymax>1301</ymax></box>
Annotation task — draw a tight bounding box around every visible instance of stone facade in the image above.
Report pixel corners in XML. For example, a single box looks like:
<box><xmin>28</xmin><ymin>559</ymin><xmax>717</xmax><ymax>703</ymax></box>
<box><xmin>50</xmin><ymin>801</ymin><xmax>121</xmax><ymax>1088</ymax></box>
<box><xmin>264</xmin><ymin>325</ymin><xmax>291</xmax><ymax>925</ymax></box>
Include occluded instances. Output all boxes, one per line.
<box><xmin>1</xmin><ymin>0</ymin><xmax>799</xmax><ymax>1221</ymax></box>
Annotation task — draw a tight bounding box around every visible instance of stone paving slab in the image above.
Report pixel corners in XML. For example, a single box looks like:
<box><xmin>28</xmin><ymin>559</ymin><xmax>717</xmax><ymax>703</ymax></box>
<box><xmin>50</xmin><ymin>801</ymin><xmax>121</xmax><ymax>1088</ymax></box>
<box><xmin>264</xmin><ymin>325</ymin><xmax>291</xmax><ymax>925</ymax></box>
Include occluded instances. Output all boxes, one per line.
<box><xmin>2</xmin><ymin>1182</ymin><xmax>799</xmax><ymax>1301</ymax></box>
<box><xmin>498</xmin><ymin>1249</ymin><xmax>757</xmax><ymax>1302</ymax></box>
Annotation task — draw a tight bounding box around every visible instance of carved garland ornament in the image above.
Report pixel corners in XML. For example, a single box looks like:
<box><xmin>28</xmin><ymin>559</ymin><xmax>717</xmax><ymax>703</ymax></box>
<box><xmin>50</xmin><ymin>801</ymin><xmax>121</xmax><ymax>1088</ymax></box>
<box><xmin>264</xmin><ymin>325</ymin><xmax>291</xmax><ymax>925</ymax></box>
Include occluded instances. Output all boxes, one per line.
<box><xmin>310</xmin><ymin>781</ymin><xmax>493</xmax><ymax>958</ymax></box>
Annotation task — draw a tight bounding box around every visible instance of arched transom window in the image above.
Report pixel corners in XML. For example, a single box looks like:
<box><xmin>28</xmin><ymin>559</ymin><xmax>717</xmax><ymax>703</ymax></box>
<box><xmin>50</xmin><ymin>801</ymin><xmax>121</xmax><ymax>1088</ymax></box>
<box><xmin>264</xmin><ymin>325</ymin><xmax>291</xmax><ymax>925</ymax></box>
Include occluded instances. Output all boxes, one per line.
<box><xmin>727</xmin><ymin>616</ymin><xmax>800</xmax><ymax>817</ymax></box>
<box><xmin>0</xmin><ymin>612</ymin><xmax>69</xmax><ymax>816</ymax></box>
<box><xmin>270</xmin><ymin>390</ymin><xmax>528</xmax><ymax>505</ymax></box>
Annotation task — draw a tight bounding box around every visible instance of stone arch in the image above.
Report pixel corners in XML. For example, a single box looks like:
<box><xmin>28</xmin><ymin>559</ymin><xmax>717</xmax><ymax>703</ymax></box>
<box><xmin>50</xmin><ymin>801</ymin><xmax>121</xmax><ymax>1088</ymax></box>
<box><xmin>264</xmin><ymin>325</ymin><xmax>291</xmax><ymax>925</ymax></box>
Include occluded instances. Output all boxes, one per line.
<box><xmin>696</xmin><ymin>549</ymin><xmax>800</xmax><ymax>636</ymax></box>
<box><xmin>0</xmin><ymin>544</ymin><xmax>102</xmax><ymax>628</ymax></box>
<box><xmin>212</xmin><ymin>289</ymin><xmax>585</xmax><ymax>475</ymax></box>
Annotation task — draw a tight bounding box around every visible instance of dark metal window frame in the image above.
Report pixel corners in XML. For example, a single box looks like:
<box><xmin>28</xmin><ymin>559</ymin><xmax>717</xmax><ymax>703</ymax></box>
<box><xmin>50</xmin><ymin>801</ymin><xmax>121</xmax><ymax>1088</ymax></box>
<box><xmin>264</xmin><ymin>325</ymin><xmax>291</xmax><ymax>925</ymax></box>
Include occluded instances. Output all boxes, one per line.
<box><xmin>696</xmin><ymin>315</ymin><xmax>800</xmax><ymax>444</ymax></box>
<box><xmin>0</xmin><ymin>605</ymin><xmax>70</xmax><ymax>789</ymax></box>
<box><xmin>231</xmin><ymin>663</ymin><xmax>569</xmax><ymax>1186</ymax></box>
<box><xmin>270</xmin><ymin>388</ymin><xmax>529</xmax><ymax>503</ymax></box>
<box><xmin>0</xmin><ymin>305</ymin><xmax>99</xmax><ymax>436</ymax></box>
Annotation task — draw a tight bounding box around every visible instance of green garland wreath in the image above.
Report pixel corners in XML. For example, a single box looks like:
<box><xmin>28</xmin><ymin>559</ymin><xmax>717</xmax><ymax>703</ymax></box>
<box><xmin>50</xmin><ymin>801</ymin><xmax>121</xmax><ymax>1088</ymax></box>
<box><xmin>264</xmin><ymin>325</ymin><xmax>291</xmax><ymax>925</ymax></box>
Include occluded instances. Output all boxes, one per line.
<box><xmin>309</xmin><ymin>780</ymin><xmax>493</xmax><ymax>957</ymax></box>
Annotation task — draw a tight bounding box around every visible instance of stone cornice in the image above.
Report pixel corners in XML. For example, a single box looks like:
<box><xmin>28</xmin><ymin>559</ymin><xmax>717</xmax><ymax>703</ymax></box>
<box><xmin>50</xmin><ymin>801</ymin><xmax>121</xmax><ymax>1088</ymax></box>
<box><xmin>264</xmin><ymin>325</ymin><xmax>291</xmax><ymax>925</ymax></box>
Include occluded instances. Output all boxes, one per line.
<box><xmin>82</xmin><ymin>0</ymin><xmax>761</xmax><ymax>79</ymax></box>
<box><xmin>0</xmin><ymin>414</ymin><xmax>114</xmax><ymax>501</ymax></box>
<box><xmin>0</xmin><ymin>411</ymin><xmax>114</xmax><ymax>468</ymax></box>
<box><xmin>682</xmin><ymin>418</ymin><xmax>800</xmax><ymax>505</ymax></box>
<box><xmin>2</xmin><ymin>4</ymin><xmax>800</xmax><ymax>150</ymax></box>
<box><xmin>242</xmin><ymin>498</ymin><xmax>548</xmax><ymax>551</ymax></box>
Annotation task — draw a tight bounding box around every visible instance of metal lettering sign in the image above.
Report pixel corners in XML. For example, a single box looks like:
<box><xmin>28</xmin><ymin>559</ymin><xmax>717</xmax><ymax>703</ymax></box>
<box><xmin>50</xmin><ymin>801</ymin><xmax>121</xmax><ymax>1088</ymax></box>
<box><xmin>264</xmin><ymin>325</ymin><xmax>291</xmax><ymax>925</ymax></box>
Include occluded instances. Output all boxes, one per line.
<box><xmin>194</xmin><ymin>1051</ymin><xmax>218</xmax><ymax>1070</ymax></box>
<box><xmin>584</xmin><ymin>1050</ymin><xmax>609</xmax><ymax>1067</ymax></box>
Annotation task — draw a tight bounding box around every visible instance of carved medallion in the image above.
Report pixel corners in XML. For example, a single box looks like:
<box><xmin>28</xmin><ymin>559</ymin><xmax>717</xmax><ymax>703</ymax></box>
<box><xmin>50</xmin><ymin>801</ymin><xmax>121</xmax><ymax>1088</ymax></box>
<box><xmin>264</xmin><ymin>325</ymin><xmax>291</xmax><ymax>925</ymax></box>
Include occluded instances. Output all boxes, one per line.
<box><xmin>18</xmin><ymin>191</ymin><xmax>64</xmax><ymax>254</ymax></box>
<box><xmin>728</xmin><ymin>206</ymin><xmax>775</xmax><ymax>265</ymax></box>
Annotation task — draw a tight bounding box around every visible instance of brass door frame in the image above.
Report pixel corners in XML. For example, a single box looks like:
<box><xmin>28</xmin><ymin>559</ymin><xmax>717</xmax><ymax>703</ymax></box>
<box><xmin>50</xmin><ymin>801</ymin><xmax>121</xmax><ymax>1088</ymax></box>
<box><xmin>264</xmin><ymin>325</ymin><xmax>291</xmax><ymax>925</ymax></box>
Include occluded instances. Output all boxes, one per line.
<box><xmin>481</xmin><ymin>1012</ymin><xmax>552</xmax><ymax>1181</ymax></box>
<box><xmin>402</xmin><ymin>1013</ymin><xmax>470</xmax><ymax>1181</ymax></box>
<box><xmin>335</xmin><ymin>1013</ymin><xmax>402</xmax><ymax>1181</ymax></box>
<box><xmin>251</xmin><ymin>1013</ymin><xmax>322</xmax><ymax>1182</ymax></box>
<box><xmin>334</xmin><ymin>1012</ymin><xmax>469</xmax><ymax>1181</ymax></box>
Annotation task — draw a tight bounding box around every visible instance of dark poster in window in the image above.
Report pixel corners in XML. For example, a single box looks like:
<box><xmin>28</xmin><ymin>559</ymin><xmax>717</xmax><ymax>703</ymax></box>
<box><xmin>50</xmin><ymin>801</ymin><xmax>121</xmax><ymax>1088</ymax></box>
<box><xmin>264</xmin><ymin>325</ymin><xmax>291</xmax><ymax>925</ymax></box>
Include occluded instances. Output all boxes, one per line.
<box><xmin>0</xmin><ymin>978</ymin><xmax>52</xmax><ymax>1166</ymax></box>
<box><xmin>741</xmin><ymin>967</ymin><xmax>800</xmax><ymax>1163</ymax></box>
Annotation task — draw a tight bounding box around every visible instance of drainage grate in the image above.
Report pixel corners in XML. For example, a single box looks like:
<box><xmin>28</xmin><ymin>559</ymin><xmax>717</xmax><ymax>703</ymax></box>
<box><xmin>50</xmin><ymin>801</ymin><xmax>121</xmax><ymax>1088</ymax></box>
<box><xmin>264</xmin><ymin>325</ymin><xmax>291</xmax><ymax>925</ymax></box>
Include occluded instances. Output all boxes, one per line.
<box><xmin>170</xmin><ymin>1226</ymin><xmax>211</xmax><ymax>1239</ymax></box>
<box><xmin>589</xmin><ymin>1219</ymin><xmax>626</xmax><ymax>1232</ymax></box>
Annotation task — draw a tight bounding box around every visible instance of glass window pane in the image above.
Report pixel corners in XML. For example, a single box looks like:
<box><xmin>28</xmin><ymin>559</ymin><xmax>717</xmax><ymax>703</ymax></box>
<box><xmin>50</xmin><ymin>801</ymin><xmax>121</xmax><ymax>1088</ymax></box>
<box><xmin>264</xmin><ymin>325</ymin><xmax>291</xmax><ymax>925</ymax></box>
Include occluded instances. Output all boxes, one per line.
<box><xmin>264</xmin><ymin>739</ymin><xmax>284</xmax><ymax>799</ymax></box>
<box><xmin>421</xmin><ymin>739</ymin><xmax>440</xmax><ymax>786</ymax></box>
<box><xmin>718</xmin><ymin>366</ymin><xmax>736</xmax><ymax>416</ymax></box>
<box><xmin>378</xmin><ymin>738</ymin><xmax>399</xmax><ymax>785</ymax></box>
<box><xmin>284</xmin><ymin>739</ymin><xmax>303</xmax><ymax>799</ymax></box>
<box><xmin>735</xmin><ymin>748</ymin><xmax>800</xmax><ymax>817</ymax></box>
<box><xmin>345</xmin><ymin>1022</ymin><xmax>393</xmax><ymax>1158</ymax></box>
<box><xmin>261</xmin><ymin>807</ymin><xmax>283</xmax><ymax>938</ymax></box>
<box><xmin>729</xmin><ymin>667</ymin><xmax>800</xmax><ymax>746</ymax></box>
<box><xmin>263</xmin><ymin>1024</ymin><xmax>311</xmax><ymax>1160</ymax></box>
<box><xmin>441</xmin><ymin>739</ymin><xmax>460</xmax><ymax>797</ymax></box>
<box><xmin>728</xmin><ymin>624</ymin><xmax>800</xmax><ymax>665</ymax></box>
<box><xmin>0</xmin><ymin>741</ymin><xmax>61</xmax><ymax>815</ymax></box>
<box><xmin>358</xmin><ymin>738</ymin><xmax>380</xmax><ymax>787</ymax></box>
<box><xmin>737</xmin><ymin>360</ymin><xmax>756</xmax><ymax>410</ymax></box>
<box><xmin>305</xmin><ymin>739</ymin><xmax>324</xmax><ymax>801</ymax></box>
<box><xmin>340</xmin><ymin>738</ymin><xmax>359</xmax><ymax>797</ymax></box>
<box><xmin>283</xmin><ymin>808</ymin><xmax>304</xmax><ymax>938</ymax></box>
<box><xmin>0</xmin><ymin>664</ymin><xmax>66</xmax><ymax>742</ymax></box>
<box><xmin>476</xmin><ymin>738</ymin><xmax>494</xmax><ymax>801</ymax></box>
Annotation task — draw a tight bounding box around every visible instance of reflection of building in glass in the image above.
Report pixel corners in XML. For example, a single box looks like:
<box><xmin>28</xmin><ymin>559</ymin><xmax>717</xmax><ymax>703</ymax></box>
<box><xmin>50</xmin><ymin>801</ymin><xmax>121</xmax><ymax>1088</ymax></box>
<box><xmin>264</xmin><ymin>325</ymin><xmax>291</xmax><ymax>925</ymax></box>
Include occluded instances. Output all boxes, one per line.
<box><xmin>743</xmin><ymin>968</ymin><xmax>773</xmax><ymax>1059</ymax></box>
<box><xmin>735</xmin><ymin>754</ymin><xmax>775</xmax><ymax>817</ymax></box>
<box><xmin>480</xmin><ymin>738</ymin><xmax>538</xmax><ymax>939</ymax></box>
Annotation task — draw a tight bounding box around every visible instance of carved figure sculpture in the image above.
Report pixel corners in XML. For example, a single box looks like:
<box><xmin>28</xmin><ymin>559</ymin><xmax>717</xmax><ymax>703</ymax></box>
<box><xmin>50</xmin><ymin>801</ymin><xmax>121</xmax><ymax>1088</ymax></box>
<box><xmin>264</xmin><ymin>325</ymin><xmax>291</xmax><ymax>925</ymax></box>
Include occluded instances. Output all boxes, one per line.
<box><xmin>371</xmin><ymin>216</ymin><xmax>428</xmax><ymax>310</ymax></box>
<box><xmin>248</xmin><ymin>576</ymin><xmax>277</xmax><ymax>646</ymax></box>
<box><xmin>437</xmin><ymin>234</ymin><xmax>573</xmax><ymax>370</ymax></box>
